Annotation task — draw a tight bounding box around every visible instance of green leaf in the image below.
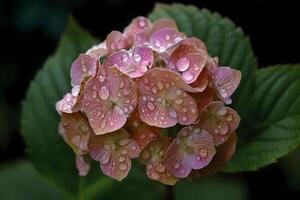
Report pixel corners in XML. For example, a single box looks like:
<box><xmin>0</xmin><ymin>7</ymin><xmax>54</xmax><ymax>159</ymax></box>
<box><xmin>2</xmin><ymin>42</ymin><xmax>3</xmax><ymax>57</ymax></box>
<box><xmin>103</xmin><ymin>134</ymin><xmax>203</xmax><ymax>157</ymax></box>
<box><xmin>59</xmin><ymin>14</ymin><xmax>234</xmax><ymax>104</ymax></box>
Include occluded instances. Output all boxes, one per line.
<box><xmin>225</xmin><ymin>64</ymin><xmax>300</xmax><ymax>171</ymax></box>
<box><xmin>21</xmin><ymin>17</ymin><xmax>98</xmax><ymax>195</ymax></box>
<box><xmin>148</xmin><ymin>3</ymin><xmax>257</xmax><ymax>105</ymax></box>
<box><xmin>174</xmin><ymin>177</ymin><xmax>247</xmax><ymax>200</ymax></box>
<box><xmin>0</xmin><ymin>161</ymin><xmax>64</xmax><ymax>200</ymax></box>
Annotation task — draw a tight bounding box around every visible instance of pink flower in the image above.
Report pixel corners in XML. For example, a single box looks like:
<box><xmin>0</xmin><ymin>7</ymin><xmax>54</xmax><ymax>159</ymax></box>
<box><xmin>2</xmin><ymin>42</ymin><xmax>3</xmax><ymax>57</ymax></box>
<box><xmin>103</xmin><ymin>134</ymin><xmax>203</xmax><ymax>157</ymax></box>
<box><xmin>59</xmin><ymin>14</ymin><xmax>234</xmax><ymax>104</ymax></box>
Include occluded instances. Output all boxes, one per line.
<box><xmin>139</xmin><ymin>137</ymin><xmax>178</xmax><ymax>185</ymax></box>
<box><xmin>81</xmin><ymin>67</ymin><xmax>137</xmax><ymax>135</ymax></box>
<box><xmin>56</xmin><ymin>15</ymin><xmax>242</xmax><ymax>184</ymax></box>
<box><xmin>88</xmin><ymin>128</ymin><xmax>141</xmax><ymax>181</ymax></box>
<box><xmin>164</xmin><ymin>126</ymin><xmax>216</xmax><ymax>178</ymax></box>
<box><xmin>138</xmin><ymin>68</ymin><xmax>198</xmax><ymax>128</ymax></box>
<box><xmin>198</xmin><ymin>101</ymin><xmax>240</xmax><ymax>146</ymax></box>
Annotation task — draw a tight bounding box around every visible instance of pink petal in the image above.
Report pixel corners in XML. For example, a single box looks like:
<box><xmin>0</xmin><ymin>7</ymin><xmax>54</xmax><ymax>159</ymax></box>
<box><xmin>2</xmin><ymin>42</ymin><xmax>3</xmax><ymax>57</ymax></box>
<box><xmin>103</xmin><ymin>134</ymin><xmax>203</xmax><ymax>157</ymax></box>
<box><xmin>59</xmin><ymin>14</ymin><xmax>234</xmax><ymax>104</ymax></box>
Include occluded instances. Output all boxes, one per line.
<box><xmin>189</xmin><ymin>132</ymin><xmax>237</xmax><ymax>179</ymax></box>
<box><xmin>88</xmin><ymin>128</ymin><xmax>141</xmax><ymax>181</ymax></box>
<box><xmin>164</xmin><ymin>126</ymin><xmax>216</xmax><ymax>178</ymax></box>
<box><xmin>140</xmin><ymin>137</ymin><xmax>178</xmax><ymax>185</ymax></box>
<box><xmin>124</xmin><ymin>16</ymin><xmax>152</xmax><ymax>46</ymax></box>
<box><xmin>105</xmin><ymin>46</ymin><xmax>154</xmax><ymax>78</ymax></box>
<box><xmin>76</xmin><ymin>155</ymin><xmax>90</xmax><ymax>176</ymax></box>
<box><xmin>213</xmin><ymin>67</ymin><xmax>241</xmax><ymax>104</ymax></box>
<box><xmin>70</xmin><ymin>54</ymin><xmax>98</xmax><ymax>87</ymax></box>
<box><xmin>82</xmin><ymin>67</ymin><xmax>137</xmax><ymax>135</ymax></box>
<box><xmin>198</xmin><ymin>101</ymin><xmax>240</xmax><ymax>146</ymax></box>
<box><xmin>150</xmin><ymin>19</ymin><xmax>178</xmax><ymax>34</ymax></box>
<box><xmin>106</xmin><ymin>31</ymin><xmax>131</xmax><ymax>54</ymax></box>
<box><xmin>149</xmin><ymin>28</ymin><xmax>185</xmax><ymax>53</ymax></box>
<box><xmin>59</xmin><ymin>112</ymin><xmax>91</xmax><ymax>155</ymax></box>
<box><xmin>56</xmin><ymin>92</ymin><xmax>78</xmax><ymax>114</ymax></box>
<box><xmin>165</xmin><ymin>43</ymin><xmax>208</xmax><ymax>84</ymax></box>
<box><xmin>138</xmin><ymin>68</ymin><xmax>199</xmax><ymax>128</ymax></box>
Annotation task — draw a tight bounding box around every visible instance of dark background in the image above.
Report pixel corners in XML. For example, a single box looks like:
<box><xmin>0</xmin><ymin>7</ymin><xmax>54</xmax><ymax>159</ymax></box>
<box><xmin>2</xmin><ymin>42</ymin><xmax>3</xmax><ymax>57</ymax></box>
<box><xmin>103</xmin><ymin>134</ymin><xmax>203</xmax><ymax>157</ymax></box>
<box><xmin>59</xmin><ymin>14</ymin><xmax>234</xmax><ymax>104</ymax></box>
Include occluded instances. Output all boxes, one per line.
<box><xmin>0</xmin><ymin>0</ymin><xmax>299</xmax><ymax>199</ymax></box>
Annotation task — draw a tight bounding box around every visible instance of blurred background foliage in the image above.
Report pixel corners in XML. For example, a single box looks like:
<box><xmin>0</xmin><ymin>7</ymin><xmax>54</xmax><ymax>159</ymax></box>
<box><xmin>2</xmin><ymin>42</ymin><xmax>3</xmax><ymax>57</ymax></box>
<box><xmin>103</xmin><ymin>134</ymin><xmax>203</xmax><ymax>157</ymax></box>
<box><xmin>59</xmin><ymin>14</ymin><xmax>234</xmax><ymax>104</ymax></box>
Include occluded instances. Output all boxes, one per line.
<box><xmin>0</xmin><ymin>0</ymin><xmax>299</xmax><ymax>199</ymax></box>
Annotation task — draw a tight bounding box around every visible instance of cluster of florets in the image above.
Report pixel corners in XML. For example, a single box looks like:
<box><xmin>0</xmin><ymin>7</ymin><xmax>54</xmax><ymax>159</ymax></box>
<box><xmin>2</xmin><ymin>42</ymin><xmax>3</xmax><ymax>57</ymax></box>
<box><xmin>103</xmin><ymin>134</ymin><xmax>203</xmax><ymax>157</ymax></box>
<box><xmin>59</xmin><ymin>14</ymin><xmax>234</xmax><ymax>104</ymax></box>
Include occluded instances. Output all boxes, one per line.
<box><xmin>56</xmin><ymin>16</ymin><xmax>241</xmax><ymax>185</ymax></box>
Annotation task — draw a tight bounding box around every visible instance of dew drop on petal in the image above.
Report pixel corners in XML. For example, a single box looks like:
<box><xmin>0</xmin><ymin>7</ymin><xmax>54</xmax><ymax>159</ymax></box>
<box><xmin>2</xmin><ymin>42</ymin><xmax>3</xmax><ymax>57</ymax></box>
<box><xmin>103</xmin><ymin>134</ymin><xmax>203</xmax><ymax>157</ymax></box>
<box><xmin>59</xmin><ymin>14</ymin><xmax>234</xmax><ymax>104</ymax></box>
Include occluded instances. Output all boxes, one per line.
<box><xmin>174</xmin><ymin>161</ymin><xmax>180</xmax><ymax>169</ymax></box>
<box><xmin>176</xmin><ymin>57</ymin><xmax>190</xmax><ymax>72</ymax></box>
<box><xmin>119</xmin><ymin>163</ymin><xmax>128</xmax><ymax>171</ymax></box>
<box><xmin>155</xmin><ymin>40</ymin><xmax>161</xmax><ymax>47</ymax></box>
<box><xmin>119</xmin><ymin>156</ymin><xmax>126</xmax><ymax>162</ymax></box>
<box><xmin>168</xmin><ymin>108</ymin><xmax>177</xmax><ymax>119</ymax></box>
<box><xmin>226</xmin><ymin>115</ymin><xmax>233</xmax><ymax>121</ymax></box>
<box><xmin>133</xmin><ymin>53</ymin><xmax>141</xmax><ymax>62</ymax></box>
<box><xmin>156</xmin><ymin>163</ymin><xmax>166</xmax><ymax>173</ymax></box>
<box><xmin>119</xmin><ymin>139</ymin><xmax>130</xmax><ymax>146</ymax></box>
<box><xmin>175</xmin><ymin>99</ymin><xmax>183</xmax><ymax>105</ymax></box>
<box><xmin>121</xmin><ymin>149</ymin><xmax>128</xmax><ymax>155</ymax></box>
<box><xmin>100</xmin><ymin>153</ymin><xmax>110</xmax><ymax>164</ymax></box>
<box><xmin>157</xmin><ymin>81</ymin><xmax>164</xmax><ymax>90</ymax></box>
<box><xmin>122</xmin><ymin>54</ymin><xmax>129</xmax><ymax>62</ymax></box>
<box><xmin>199</xmin><ymin>149</ymin><xmax>208</xmax><ymax>158</ymax></box>
<box><xmin>98</xmin><ymin>86</ymin><xmax>110</xmax><ymax>100</ymax></box>
<box><xmin>217</xmin><ymin>107</ymin><xmax>227</xmax><ymax>115</ymax></box>
<box><xmin>147</xmin><ymin>102</ymin><xmax>156</xmax><ymax>111</ymax></box>
<box><xmin>119</xmin><ymin>80</ymin><xmax>125</xmax><ymax>89</ymax></box>
<box><xmin>182</xmin><ymin>71</ymin><xmax>194</xmax><ymax>82</ymax></box>
<box><xmin>182</xmin><ymin>116</ymin><xmax>188</xmax><ymax>122</ymax></box>
<box><xmin>151</xmin><ymin>171</ymin><xmax>160</xmax><ymax>180</ymax></box>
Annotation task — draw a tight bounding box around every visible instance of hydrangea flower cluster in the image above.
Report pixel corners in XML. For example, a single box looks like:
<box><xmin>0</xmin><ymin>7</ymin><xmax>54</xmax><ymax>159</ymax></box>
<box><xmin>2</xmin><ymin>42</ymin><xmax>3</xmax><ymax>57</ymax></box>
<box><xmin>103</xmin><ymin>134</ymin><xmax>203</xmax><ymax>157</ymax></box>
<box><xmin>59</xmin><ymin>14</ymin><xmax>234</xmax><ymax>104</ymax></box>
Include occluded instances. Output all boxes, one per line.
<box><xmin>56</xmin><ymin>16</ymin><xmax>241</xmax><ymax>185</ymax></box>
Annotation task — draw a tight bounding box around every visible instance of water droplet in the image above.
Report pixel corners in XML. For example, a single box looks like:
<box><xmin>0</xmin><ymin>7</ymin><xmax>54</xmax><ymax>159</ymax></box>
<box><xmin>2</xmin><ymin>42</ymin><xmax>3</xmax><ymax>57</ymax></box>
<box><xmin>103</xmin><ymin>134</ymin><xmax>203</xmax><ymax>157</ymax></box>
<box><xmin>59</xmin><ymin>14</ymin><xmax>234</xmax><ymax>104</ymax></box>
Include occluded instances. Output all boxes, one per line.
<box><xmin>217</xmin><ymin>107</ymin><xmax>227</xmax><ymax>115</ymax></box>
<box><xmin>226</xmin><ymin>115</ymin><xmax>233</xmax><ymax>121</ymax></box>
<box><xmin>191</xmin><ymin>108</ymin><xmax>196</xmax><ymax>114</ymax></box>
<box><xmin>174</xmin><ymin>36</ymin><xmax>183</xmax><ymax>43</ymax></box>
<box><xmin>156</xmin><ymin>163</ymin><xmax>166</xmax><ymax>173</ymax></box>
<box><xmin>133</xmin><ymin>53</ymin><xmax>141</xmax><ymax>62</ymax></box>
<box><xmin>138</xmin><ymin>19</ymin><xmax>146</xmax><ymax>28</ymax></box>
<box><xmin>193</xmin><ymin>128</ymin><xmax>200</xmax><ymax>133</ymax></box>
<box><xmin>123</xmin><ymin>88</ymin><xmax>131</xmax><ymax>96</ymax></box>
<box><xmin>147</xmin><ymin>102</ymin><xmax>156</xmax><ymax>111</ymax></box>
<box><xmin>157</xmin><ymin>82</ymin><xmax>164</xmax><ymax>90</ymax></box>
<box><xmin>182</xmin><ymin>71</ymin><xmax>194</xmax><ymax>81</ymax></box>
<box><xmin>119</xmin><ymin>139</ymin><xmax>130</xmax><ymax>146</ymax></box>
<box><xmin>199</xmin><ymin>149</ymin><xmax>208</xmax><ymax>157</ymax></box>
<box><xmin>165</xmin><ymin>34</ymin><xmax>170</xmax><ymax>41</ymax></box>
<box><xmin>131</xmin><ymin>145</ymin><xmax>137</xmax><ymax>151</ymax></box>
<box><xmin>119</xmin><ymin>156</ymin><xmax>126</xmax><ymax>162</ymax></box>
<box><xmin>121</xmin><ymin>149</ymin><xmax>128</xmax><ymax>155</ymax></box>
<box><xmin>175</xmin><ymin>99</ymin><xmax>183</xmax><ymax>105</ymax></box>
<box><xmin>98</xmin><ymin>86</ymin><xmax>110</xmax><ymax>100</ymax></box>
<box><xmin>159</xmin><ymin>150</ymin><xmax>164</xmax><ymax>157</ymax></box>
<box><xmin>214</xmin><ymin>128</ymin><xmax>219</xmax><ymax>134</ymax></box>
<box><xmin>176</xmin><ymin>90</ymin><xmax>182</xmax><ymax>97</ymax></box>
<box><xmin>119</xmin><ymin>163</ymin><xmax>128</xmax><ymax>171</ymax></box>
<box><xmin>176</xmin><ymin>57</ymin><xmax>190</xmax><ymax>72</ymax></box>
<box><xmin>152</xmin><ymin>87</ymin><xmax>158</xmax><ymax>94</ymax></box>
<box><xmin>121</xmin><ymin>53</ymin><xmax>129</xmax><ymax>62</ymax></box>
<box><xmin>101</xmin><ymin>119</ymin><xmax>107</xmax><ymax>129</ymax></box>
<box><xmin>119</xmin><ymin>80</ymin><xmax>125</xmax><ymax>88</ymax></box>
<box><xmin>174</xmin><ymin>162</ymin><xmax>180</xmax><ymax>169</ymax></box>
<box><xmin>100</xmin><ymin>152</ymin><xmax>110</xmax><ymax>164</ymax></box>
<box><xmin>155</xmin><ymin>40</ymin><xmax>161</xmax><ymax>47</ymax></box>
<box><xmin>168</xmin><ymin>108</ymin><xmax>177</xmax><ymax>119</ymax></box>
<box><xmin>182</xmin><ymin>107</ymin><xmax>188</xmax><ymax>112</ymax></box>
<box><xmin>151</xmin><ymin>171</ymin><xmax>160</xmax><ymax>180</ymax></box>
<box><xmin>181</xmin><ymin>131</ymin><xmax>188</xmax><ymax>136</ymax></box>
<box><xmin>182</xmin><ymin>116</ymin><xmax>188</xmax><ymax>122</ymax></box>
